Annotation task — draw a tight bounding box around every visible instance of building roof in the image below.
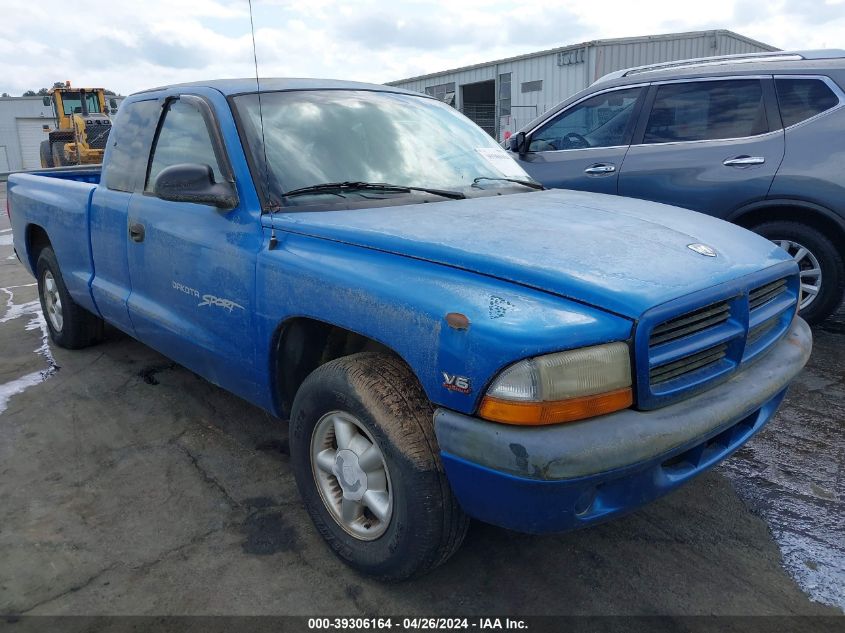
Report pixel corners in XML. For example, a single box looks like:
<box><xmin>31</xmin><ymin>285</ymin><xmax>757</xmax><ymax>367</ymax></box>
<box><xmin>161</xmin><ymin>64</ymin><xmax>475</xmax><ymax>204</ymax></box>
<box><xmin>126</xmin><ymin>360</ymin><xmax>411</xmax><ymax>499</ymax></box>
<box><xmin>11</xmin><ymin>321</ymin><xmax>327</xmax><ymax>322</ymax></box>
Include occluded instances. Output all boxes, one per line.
<box><xmin>385</xmin><ymin>29</ymin><xmax>778</xmax><ymax>86</ymax></box>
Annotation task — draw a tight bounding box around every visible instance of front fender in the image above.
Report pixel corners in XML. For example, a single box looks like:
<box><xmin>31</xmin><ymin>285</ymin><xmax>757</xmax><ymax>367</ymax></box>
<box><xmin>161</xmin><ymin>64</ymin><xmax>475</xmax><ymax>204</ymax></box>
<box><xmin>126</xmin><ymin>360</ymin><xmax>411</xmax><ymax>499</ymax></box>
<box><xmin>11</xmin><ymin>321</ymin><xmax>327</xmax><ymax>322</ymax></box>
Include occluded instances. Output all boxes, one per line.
<box><xmin>255</xmin><ymin>231</ymin><xmax>633</xmax><ymax>415</ymax></box>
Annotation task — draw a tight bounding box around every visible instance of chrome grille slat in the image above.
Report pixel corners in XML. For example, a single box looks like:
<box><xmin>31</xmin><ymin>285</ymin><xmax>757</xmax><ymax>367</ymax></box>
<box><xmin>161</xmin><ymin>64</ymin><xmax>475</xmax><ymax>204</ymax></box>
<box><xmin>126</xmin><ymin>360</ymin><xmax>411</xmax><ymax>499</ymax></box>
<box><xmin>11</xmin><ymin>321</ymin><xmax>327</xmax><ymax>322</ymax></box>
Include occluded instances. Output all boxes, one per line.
<box><xmin>650</xmin><ymin>344</ymin><xmax>727</xmax><ymax>384</ymax></box>
<box><xmin>749</xmin><ymin>279</ymin><xmax>787</xmax><ymax>310</ymax></box>
<box><xmin>747</xmin><ymin>315</ymin><xmax>781</xmax><ymax>346</ymax></box>
<box><xmin>650</xmin><ymin>302</ymin><xmax>730</xmax><ymax>346</ymax></box>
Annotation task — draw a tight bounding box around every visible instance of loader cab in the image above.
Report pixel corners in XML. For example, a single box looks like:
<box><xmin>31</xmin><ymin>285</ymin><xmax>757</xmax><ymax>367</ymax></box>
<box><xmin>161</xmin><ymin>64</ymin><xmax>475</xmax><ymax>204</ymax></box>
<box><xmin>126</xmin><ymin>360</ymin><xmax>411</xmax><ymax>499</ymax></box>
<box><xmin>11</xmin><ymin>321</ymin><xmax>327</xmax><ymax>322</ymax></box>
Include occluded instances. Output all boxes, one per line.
<box><xmin>47</xmin><ymin>88</ymin><xmax>107</xmax><ymax>130</ymax></box>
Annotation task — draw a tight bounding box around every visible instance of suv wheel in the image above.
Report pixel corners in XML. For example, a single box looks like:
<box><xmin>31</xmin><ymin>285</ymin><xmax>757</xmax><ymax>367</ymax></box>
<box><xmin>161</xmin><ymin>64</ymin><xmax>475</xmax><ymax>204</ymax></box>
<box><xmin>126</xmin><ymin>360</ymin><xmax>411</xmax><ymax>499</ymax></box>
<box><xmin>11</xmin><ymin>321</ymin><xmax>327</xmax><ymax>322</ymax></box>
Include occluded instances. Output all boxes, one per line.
<box><xmin>289</xmin><ymin>352</ymin><xmax>468</xmax><ymax>580</ymax></box>
<box><xmin>754</xmin><ymin>221</ymin><xmax>844</xmax><ymax>325</ymax></box>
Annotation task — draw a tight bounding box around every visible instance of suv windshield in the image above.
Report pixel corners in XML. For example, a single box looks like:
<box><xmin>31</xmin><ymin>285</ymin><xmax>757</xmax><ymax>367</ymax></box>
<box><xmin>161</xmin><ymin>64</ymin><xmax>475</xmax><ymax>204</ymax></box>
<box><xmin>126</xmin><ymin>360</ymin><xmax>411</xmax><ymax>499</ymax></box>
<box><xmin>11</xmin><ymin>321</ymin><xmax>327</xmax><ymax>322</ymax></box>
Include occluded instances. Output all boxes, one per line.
<box><xmin>233</xmin><ymin>89</ymin><xmax>536</xmax><ymax>207</ymax></box>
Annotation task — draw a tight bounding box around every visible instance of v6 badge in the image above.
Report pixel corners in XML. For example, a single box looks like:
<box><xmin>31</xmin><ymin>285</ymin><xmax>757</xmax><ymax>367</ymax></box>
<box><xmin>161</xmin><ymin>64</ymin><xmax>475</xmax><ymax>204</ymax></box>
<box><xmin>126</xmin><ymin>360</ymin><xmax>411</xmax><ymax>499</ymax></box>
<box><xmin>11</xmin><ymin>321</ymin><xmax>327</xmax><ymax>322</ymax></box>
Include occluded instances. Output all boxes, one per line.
<box><xmin>442</xmin><ymin>372</ymin><xmax>471</xmax><ymax>394</ymax></box>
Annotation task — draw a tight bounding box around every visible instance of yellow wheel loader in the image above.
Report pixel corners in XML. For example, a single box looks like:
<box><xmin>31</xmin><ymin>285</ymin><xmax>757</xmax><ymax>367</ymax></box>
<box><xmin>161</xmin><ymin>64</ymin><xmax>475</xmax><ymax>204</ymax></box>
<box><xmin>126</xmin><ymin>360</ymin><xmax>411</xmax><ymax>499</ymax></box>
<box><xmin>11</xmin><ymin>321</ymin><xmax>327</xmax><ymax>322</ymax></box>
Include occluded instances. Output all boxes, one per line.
<box><xmin>39</xmin><ymin>83</ymin><xmax>118</xmax><ymax>167</ymax></box>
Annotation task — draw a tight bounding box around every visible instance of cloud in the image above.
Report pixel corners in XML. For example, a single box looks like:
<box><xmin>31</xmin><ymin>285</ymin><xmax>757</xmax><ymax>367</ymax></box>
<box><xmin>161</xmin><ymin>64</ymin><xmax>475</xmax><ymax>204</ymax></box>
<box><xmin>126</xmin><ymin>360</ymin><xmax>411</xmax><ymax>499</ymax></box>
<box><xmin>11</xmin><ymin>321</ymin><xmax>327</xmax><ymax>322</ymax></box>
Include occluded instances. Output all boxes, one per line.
<box><xmin>0</xmin><ymin>0</ymin><xmax>843</xmax><ymax>96</ymax></box>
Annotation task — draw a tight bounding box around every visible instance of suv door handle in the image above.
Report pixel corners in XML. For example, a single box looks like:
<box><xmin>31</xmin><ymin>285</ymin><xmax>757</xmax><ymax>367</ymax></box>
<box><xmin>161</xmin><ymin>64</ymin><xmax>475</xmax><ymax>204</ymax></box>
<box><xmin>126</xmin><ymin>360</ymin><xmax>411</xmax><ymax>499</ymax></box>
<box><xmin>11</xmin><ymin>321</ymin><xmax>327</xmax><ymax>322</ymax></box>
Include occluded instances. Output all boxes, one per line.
<box><xmin>584</xmin><ymin>163</ymin><xmax>616</xmax><ymax>175</ymax></box>
<box><xmin>129</xmin><ymin>222</ymin><xmax>145</xmax><ymax>243</ymax></box>
<box><xmin>723</xmin><ymin>155</ymin><xmax>765</xmax><ymax>167</ymax></box>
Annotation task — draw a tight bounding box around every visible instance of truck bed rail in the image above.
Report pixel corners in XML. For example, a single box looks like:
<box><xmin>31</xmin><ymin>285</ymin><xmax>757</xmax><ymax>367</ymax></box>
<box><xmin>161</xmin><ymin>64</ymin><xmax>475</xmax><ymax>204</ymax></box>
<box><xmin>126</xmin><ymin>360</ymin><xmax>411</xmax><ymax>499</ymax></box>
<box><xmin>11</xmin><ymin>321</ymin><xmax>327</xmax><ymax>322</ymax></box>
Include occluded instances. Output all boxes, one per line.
<box><xmin>0</xmin><ymin>164</ymin><xmax>102</xmax><ymax>183</ymax></box>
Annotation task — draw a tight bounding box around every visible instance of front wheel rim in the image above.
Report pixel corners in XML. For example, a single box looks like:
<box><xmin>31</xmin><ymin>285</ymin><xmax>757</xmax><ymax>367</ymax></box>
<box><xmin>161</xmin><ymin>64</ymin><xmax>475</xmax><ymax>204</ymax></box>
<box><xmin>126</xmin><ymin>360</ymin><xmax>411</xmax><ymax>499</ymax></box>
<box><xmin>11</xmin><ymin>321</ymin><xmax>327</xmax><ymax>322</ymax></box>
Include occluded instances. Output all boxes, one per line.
<box><xmin>310</xmin><ymin>410</ymin><xmax>393</xmax><ymax>541</ymax></box>
<box><xmin>775</xmin><ymin>239</ymin><xmax>822</xmax><ymax>311</ymax></box>
<box><xmin>42</xmin><ymin>270</ymin><xmax>64</xmax><ymax>332</ymax></box>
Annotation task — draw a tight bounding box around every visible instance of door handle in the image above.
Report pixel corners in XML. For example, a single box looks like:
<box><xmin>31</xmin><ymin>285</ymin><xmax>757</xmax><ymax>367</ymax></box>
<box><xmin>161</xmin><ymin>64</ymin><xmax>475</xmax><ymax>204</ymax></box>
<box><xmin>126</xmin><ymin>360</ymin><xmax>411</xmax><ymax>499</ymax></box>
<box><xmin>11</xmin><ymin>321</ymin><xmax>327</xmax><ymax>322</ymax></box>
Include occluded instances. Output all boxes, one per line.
<box><xmin>128</xmin><ymin>222</ymin><xmax>145</xmax><ymax>243</ymax></box>
<box><xmin>584</xmin><ymin>163</ymin><xmax>616</xmax><ymax>175</ymax></box>
<box><xmin>723</xmin><ymin>155</ymin><xmax>765</xmax><ymax>167</ymax></box>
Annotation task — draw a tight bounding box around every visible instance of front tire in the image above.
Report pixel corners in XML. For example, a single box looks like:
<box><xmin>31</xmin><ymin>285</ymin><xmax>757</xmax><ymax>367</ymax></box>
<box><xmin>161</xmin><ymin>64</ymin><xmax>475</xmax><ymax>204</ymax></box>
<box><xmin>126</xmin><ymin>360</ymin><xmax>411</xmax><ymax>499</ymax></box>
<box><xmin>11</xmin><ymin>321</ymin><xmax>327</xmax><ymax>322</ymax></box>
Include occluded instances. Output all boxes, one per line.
<box><xmin>51</xmin><ymin>142</ymin><xmax>70</xmax><ymax>167</ymax></box>
<box><xmin>36</xmin><ymin>247</ymin><xmax>103</xmax><ymax>349</ymax></box>
<box><xmin>753</xmin><ymin>221</ymin><xmax>844</xmax><ymax>325</ymax></box>
<box><xmin>39</xmin><ymin>140</ymin><xmax>54</xmax><ymax>168</ymax></box>
<box><xmin>290</xmin><ymin>353</ymin><xmax>468</xmax><ymax>580</ymax></box>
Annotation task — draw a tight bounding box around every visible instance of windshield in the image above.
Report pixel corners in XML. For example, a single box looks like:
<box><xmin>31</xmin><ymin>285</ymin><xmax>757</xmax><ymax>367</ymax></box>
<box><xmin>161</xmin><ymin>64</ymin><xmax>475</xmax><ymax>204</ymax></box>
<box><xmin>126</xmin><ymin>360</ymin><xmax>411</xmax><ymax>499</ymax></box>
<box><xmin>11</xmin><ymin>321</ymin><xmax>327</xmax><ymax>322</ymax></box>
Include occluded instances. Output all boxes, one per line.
<box><xmin>233</xmin><ymin>89</ymin><xmax>535</xmax><ymax>207</ymax></box>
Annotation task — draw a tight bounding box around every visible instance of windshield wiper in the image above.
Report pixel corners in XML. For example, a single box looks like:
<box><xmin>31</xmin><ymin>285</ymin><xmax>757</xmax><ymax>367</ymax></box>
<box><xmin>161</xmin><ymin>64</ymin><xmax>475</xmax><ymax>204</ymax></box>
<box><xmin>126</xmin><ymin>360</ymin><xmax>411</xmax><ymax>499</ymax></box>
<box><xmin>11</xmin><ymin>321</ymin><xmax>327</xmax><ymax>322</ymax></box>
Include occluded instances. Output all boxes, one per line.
<box><xmin>281</xmin><ymin>181</ymin><xmax>465</xmax><ymax>200</ymax></box>
<box><xmin>472</xmin><ymin>176</ymin><xmax>545</xmax><ymax>190</ymax></box>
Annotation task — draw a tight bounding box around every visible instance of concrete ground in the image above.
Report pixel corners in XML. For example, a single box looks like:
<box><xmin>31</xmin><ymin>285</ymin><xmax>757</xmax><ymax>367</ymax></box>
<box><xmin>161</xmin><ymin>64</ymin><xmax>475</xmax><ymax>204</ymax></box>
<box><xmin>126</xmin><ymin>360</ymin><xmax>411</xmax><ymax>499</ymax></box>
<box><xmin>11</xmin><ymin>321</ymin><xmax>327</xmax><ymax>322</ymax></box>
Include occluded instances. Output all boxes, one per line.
<box><xmin>0</xmin><ymin>182</ymin><xmax>842</xmax><ymax>616</ymax></box>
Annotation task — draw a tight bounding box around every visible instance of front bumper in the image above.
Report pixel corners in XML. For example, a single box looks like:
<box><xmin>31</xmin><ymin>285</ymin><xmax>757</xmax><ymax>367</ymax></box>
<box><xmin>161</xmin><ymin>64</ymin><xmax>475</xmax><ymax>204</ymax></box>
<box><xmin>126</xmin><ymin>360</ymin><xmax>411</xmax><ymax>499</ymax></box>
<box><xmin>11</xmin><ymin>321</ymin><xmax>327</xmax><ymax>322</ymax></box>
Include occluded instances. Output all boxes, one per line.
<box><xmin>434</xmin><ymin>317</ymin><xmax>812</xmax><ymax>534</ymax></box>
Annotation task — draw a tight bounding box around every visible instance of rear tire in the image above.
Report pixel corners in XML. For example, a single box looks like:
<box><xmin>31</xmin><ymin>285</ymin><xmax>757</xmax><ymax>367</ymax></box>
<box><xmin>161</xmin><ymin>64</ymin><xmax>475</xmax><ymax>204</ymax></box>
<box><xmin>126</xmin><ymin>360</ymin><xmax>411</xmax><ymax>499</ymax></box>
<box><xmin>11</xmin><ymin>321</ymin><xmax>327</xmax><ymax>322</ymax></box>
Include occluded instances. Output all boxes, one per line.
<box><xmin>36</xmin><ymin>247</ymin><xmax>104</xmax><ymax>349</ymax></box>
<box><xmin>753</xmin><ymin>221</ymin><xmax>844</xmax><ymax>325</ymax></box>
<box><xmin>51</xmin><ymin>142</ymin><xmax>70</xmax><ymax>167</ymax></box>
<box><xmin>39</xmin><ymin>140</ymin><xmax>54</xmax><ymax>168</ymax></box>
<box><xmin>290</xmin><ymin>352</ymin><xmax>468</xmax><ymax>580</ymax></box>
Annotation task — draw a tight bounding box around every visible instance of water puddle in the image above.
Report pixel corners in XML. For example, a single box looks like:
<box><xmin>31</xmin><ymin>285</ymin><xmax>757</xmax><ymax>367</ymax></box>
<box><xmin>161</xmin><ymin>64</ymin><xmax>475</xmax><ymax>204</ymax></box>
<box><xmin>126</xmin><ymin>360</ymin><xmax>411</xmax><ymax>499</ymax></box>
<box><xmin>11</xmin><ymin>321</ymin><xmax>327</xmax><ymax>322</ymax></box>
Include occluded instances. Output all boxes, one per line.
<box><xmin>720</xmin><ymin>407</ymin><xmax>844</xmax><ymax>611</ymax></box>
<box><xmin>0</xmin><ymin>284</ymin><xmax>58</xmax><ymax>414</ymax></box>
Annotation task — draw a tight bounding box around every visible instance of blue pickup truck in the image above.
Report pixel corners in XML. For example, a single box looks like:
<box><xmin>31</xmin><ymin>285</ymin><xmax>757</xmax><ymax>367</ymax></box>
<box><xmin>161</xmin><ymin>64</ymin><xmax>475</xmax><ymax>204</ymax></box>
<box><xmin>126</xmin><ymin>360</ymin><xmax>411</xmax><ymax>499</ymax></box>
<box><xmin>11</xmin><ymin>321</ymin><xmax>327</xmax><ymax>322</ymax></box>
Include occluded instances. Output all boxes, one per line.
<box><xmin>8</xmin><ymin>79</ymin><xmax>812</xmax><ymax>580</ymax></box>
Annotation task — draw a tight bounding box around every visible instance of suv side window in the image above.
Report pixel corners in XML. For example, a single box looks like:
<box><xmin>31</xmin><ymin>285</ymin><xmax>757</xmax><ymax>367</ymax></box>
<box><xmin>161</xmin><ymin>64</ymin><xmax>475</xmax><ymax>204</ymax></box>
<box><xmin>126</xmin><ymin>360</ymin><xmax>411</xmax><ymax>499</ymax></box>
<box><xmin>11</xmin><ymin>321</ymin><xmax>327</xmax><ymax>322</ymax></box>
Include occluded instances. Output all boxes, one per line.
<box><xmin>103</xmin><ymin>99</ymin><xmax>161</xmax><ymax>193</ymax></box>
<box><xmin>775</xmin><ymin>78</ymin><xmax>840</xmax><ymax>127</ymax></box>
<box><xmin>643</xmin><ymin>79</ymin><xmax>767</xmax><ymax>144</ymax></box>
<box><xmin>529</xmin><ymin>87</ymin><xmax>643</xmax><ymax>152</ymax></box>
<box><xmin>146</xmin><ymin>99</ymin><xmax>222</xmax><ymax>191</ymax></box>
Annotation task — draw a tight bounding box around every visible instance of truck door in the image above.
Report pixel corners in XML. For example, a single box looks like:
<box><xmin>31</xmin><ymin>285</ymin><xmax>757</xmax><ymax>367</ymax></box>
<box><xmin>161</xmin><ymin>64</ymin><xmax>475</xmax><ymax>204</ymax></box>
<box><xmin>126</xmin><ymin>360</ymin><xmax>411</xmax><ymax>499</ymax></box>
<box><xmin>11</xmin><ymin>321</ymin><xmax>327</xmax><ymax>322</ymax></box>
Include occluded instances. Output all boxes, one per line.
<box><xmin>618</xmin><ymin>78</ymin><xmax>784</xmax><ymax>218</ymax></box>
<box><xmin>89</xmin><ymin>97</ymin><xmax>161</xmax><ymax>335</ymax></box>
<box><xmin>512</xmin><ymin>86</ymin><xmax>645</xmax><ymax>194</ymax></box>
<box><xmin>125</xmin><ymin>95</ymin><xmax>264</xmax><ymax>399</ymax></box>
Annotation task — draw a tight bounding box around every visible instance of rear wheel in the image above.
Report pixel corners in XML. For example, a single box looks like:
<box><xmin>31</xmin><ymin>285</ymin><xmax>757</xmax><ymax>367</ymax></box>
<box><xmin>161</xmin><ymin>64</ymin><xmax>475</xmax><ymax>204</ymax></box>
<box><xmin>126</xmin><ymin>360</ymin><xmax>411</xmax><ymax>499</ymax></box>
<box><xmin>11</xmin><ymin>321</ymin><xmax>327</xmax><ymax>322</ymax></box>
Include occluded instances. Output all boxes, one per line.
<box><xmin>754</xmin><ymin>220</ymin><xmax>844</xmax><ymax>325</ymax></box>
<box><xmin>36</xmin><ymin>247</ymin><xmax>104</xmax><ymax>349</ymax></box>
<box><xmin>39</xmin><ymin>140</ymin><xmax>54</xmax><ymax>168</ymax></box>
<box><xmin>290</xmin><ymin>353</ymin><xmax>468</xmax><ymax>580</ymax></box>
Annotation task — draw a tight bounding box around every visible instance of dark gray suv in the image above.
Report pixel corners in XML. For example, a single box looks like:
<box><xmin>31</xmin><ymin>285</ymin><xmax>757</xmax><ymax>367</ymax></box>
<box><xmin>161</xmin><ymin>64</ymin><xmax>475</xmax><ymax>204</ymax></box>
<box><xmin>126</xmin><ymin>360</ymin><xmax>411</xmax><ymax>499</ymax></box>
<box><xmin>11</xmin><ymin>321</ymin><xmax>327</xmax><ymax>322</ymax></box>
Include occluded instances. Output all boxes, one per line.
<box><xmin>508</xmin><ymin>50</ymin><xmax>845</xmax><ymax>324</ymax></box>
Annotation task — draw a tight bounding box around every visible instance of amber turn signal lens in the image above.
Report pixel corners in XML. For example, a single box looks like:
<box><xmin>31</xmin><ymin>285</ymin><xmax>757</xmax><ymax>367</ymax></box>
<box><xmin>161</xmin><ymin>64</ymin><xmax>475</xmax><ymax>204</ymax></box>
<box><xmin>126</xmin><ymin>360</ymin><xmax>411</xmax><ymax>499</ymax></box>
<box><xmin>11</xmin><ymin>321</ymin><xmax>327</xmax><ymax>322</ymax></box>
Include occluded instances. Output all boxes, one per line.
<box><xmin>478</xmin><ymin>387</ymin><xmax>633</xmax><ymax>426</ymax></box>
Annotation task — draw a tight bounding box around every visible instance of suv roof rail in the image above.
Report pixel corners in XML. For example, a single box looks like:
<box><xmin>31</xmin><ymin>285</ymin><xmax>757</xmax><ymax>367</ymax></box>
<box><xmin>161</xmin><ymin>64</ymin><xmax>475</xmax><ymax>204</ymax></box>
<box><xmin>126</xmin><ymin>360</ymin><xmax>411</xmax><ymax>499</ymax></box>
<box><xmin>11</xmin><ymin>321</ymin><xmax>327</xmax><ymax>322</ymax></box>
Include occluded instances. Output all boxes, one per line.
<box><xmin>593</xmin><ymin>49</ymin><xmax>845</xmax><ymax>84</ymax></box>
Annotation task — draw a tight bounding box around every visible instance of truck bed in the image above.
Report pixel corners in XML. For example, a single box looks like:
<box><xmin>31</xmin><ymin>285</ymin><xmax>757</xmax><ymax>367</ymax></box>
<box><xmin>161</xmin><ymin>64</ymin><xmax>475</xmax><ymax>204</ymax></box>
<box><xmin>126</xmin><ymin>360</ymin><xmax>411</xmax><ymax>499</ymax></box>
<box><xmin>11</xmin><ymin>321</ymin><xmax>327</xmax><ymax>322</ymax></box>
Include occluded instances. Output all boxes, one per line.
<box><xmin>8</xmin><ymin>170</ymin><xmax>101</xmax><ymax>316</ymax></box>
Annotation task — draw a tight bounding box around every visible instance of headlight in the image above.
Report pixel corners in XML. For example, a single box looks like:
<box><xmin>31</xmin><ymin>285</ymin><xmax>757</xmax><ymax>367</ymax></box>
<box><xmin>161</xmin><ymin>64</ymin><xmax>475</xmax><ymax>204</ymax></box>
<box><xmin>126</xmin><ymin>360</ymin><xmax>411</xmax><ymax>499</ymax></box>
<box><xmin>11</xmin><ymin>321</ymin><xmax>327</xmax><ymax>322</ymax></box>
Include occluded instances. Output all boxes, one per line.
<box><xmin>478</xmin><ymin>342</ymin><xmax>633</xmax><ymax>425</ymax></box>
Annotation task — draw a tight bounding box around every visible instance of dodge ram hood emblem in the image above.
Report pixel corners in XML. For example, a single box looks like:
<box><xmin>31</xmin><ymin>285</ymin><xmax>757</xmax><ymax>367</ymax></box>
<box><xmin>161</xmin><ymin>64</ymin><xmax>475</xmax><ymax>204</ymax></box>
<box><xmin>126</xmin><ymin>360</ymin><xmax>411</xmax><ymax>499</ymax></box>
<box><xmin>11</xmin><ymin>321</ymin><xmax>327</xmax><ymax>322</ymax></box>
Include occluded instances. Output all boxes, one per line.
<box><xmin>687</xmin><ymin>243</ymin><xmax>717</xmax><ymax>257</ymax></box>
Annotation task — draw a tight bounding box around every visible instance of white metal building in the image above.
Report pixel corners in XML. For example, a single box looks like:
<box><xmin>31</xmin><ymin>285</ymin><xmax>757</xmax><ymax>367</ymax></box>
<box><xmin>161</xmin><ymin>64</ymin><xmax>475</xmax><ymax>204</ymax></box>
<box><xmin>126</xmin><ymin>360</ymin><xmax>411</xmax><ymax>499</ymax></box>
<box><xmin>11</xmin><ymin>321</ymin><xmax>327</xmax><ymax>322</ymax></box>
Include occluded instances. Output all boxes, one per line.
<box><xmin>387</xmin><ymin>30</ymin><xmax>777</xmax><ymax>140</ymax></box>
<box><xmin>0</xmin><ymin>95</ymin><xmax>124</xmax><ymax>172</ymax></box>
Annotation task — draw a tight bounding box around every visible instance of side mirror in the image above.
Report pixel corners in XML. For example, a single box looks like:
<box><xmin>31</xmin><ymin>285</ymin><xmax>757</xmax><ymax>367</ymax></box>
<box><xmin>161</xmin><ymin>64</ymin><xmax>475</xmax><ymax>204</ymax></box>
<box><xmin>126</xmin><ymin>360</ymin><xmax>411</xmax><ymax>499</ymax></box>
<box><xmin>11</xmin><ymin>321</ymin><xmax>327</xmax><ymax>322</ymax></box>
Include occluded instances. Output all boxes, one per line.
<box><xmin>109</xmin><ymin>98</ymin><xmax>118</xmax><ymax>109</ymax></box>
<box><xmin>509</xmin><ymin>131</ymin><xmax>528</xmax><ymax>156</ymax></box>
<box><xmin>153</xmin><ymin>163</ymin><xmax>238</xmax><ymax>209</ymax></box>
<box><xmin>42</xmin><ymin>96</ymin><xmax>51</xmax><ymax>107</ymax></box>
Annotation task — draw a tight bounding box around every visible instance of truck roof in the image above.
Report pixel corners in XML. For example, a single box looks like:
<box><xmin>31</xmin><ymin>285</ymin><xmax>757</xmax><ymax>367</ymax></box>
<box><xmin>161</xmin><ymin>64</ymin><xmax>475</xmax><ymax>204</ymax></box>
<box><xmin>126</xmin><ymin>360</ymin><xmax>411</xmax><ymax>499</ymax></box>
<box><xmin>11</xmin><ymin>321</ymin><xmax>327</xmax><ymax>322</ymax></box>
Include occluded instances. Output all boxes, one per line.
<box><xmin>135</xmin><ymin>78</ymin><xmax>426</xmax><ymax>98</ymax></box>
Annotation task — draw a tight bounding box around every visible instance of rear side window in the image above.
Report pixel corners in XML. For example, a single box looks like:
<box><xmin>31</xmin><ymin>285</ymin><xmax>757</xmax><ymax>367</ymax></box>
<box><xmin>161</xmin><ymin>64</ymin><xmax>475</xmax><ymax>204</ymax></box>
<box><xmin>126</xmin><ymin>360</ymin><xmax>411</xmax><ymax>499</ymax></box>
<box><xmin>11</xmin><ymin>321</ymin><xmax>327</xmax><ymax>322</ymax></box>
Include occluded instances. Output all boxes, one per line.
<box><xmin>776</xmin><ymin>78</ymin><xmax>840</xmax><ymax>127</ymax></box>
<box><xmin>103</xmin><ymin>99</ymin><xmax>161</xmax><ymax>192</ymax></box>
<box><xmin>146</xmin><ymin>99</ymin><xmax>222</xmax><ymax>191</ymax></box>
<box><xmin>529</xmin><ymin>87</ymin><xmax>643</xmax><ymax>151</ymax></box>
<box><xmin>643</xmin><ymin>79</ymin><xmax>767</xmax><ymax>144</ymax></box>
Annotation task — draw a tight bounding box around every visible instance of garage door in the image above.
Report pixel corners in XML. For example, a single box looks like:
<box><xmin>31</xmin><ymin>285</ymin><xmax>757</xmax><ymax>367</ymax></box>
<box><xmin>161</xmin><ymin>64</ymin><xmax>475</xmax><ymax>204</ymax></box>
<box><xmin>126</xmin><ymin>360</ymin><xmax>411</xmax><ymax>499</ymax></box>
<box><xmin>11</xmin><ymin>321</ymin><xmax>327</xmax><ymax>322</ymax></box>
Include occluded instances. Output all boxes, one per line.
<box><xmin>16</xmin><ymin>118</ymin><xmax>50</xmax><ymax>170</ymax></box>
<box><xmin>0</xmin><ymin>146</ymin><xmax>9</xmax><ymax>172</ymax></box>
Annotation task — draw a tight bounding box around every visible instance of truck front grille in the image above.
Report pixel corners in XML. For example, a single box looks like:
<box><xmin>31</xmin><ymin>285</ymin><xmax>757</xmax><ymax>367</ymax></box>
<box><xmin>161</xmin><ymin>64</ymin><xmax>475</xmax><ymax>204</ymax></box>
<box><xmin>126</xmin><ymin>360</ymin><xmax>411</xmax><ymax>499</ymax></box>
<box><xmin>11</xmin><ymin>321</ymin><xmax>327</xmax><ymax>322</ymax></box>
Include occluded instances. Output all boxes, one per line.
<box><xmin>650</xmin><ymin>343</ymin><xmax>728</xmax><ymax>386</ymax></box>
<box><xmin>749</xmin><ymin>279</ymin><xmax>788</xmax><ymax>310</ymax></box>
<box><xmin>649</xmin><ymin>300</ymin><xmax>730</xmax><ymax>347</ymax></box>
<box><xmin>637</xmin><ymin>269</ymin><xmax>799</xmax><ymax>409</ymax></box>
<box><xmin>744</xmin><ymin>277</ymin><xmax>794</xmax><ymax>362</ymax></box>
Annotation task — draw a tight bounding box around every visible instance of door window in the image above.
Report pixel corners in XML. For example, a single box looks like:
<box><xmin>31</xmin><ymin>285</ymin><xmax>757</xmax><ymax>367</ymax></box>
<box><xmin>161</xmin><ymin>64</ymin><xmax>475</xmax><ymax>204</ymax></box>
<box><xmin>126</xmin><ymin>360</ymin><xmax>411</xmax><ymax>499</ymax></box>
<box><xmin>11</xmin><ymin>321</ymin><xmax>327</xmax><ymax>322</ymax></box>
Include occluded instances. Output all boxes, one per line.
<box><xmin>643</xmin><ymin>79</ymin><xmax>767</xmax><ymax>144</ymax></box>
<box><xmin>529</xmin><ymin>87</ymin><xmax>643</xmax><ymax>152</ymax></box>
<box><xmin>146</xmin><ymin>99</ymin><xmax>222</xmax><ymax>191</ymax></box>
<box><xmin>103</xmin><ymin>99</ymin><xmax>161</xmax><ymax>193</ymax></box>
<box><xmin>775</xmin><ymin>78</ymin><xmax>840</xmax><ymax>127</ymax></box>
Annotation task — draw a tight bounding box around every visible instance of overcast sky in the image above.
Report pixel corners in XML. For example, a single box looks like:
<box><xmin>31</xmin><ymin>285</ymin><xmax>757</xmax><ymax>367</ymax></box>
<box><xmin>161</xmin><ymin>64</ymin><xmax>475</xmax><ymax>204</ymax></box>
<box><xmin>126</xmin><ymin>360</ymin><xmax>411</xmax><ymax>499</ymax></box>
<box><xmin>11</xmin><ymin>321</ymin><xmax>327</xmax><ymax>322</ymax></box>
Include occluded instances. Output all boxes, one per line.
<box><xmin>0</xmin><ymin>0</ymin><xmax>843</xmax><ymax>96</ymax></box>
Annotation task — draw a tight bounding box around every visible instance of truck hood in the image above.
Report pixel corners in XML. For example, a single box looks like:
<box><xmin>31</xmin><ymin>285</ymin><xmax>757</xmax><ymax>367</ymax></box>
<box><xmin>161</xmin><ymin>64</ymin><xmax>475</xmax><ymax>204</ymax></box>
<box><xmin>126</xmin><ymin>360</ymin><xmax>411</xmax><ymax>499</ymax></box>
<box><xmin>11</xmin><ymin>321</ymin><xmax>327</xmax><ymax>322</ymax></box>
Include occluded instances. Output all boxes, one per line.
<box><xmin>272</xmin><ymin>189</ymin><xmax>793</xmax><ymax>319</ymax></box>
